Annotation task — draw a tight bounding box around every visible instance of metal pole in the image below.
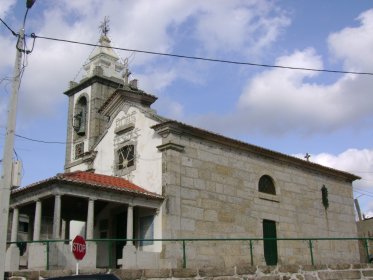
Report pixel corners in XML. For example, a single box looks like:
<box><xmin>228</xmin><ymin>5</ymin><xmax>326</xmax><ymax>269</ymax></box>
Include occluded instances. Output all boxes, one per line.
<box><xmin>46</xmin><ymin>241</ymin><xmax>50</xmax><ymax>270</ymax></box>
<box><xmin>182</xmin><ymin>240</ymin><xmax>186</xmax><ymax>268</ymax></box>
<box><xmin>0</xmin><ymin>27</ymin><xmax>24</xmax><ymax>279</ymax></box>
<box><xmin>308</xmin><ymin>239</ymin><xmax>314</xmax><ymax>265</ymax></box>
<box><xmin>108</xmin><ymin>240</ymin><xmax>112</xmax><ymax>268</ymax></box>
<box><xmin>249</xmin><ymin>240</ymin><xmax>254</xmax><ymax>266</ymax></box>
<box><xmin>365</xmin><ymin>238</ymin><xmax>370</xmax><ymax>263</ymax></box>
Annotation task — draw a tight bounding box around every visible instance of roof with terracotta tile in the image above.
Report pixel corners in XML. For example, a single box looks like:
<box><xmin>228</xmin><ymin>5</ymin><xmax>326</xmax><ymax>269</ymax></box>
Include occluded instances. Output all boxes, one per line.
<box><xmin>12</xmin><ymin>171</ymin><xmax>163</xmax><ymax>200</ymax></box>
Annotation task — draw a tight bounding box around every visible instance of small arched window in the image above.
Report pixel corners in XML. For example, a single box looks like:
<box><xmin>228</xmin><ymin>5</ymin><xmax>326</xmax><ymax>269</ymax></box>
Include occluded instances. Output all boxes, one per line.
<box><xmin>73</xmin><ymin>96</ymin><xmax>87</xmax><ymax>136</ymax></box>
<box><xmin>258</xmin><ymin>175</ymin><xmax>276</xmax><ymax>195</ymax></box>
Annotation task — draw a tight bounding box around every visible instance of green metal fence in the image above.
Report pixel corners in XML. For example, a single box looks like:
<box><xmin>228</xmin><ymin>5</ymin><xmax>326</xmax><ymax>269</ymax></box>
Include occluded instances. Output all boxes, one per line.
<box><xmin>7</xmin><ymin>237</ymin><xmax>373</xmax><ymax>270</ymax></box>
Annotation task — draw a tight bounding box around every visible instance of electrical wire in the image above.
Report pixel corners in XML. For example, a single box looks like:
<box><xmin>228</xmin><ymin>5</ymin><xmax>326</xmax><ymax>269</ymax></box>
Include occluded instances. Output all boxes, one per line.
<box><xmin>3</xmin><ymin>16</ymin><xmax>373</xmax><ymax>76</ymax></box>
<box><xmin>0</xmin><ymin>17</ymin><xmax>17</xmax><ymax>36</ymax></box>
<box><xmin>30</xmin><ymin>33</ymin><xmax>373</xmax><ymax>76</ymax></box>
<box><xmin>354</xmin><ymin>186</ymin><xmax>373</xmax><ymax>196</ymax></box>
<box><xmin>354</xmin><ymin>189</ymin><xmax>373</xmax><ymax>199</ymax></box>
<box><xmin>15</xmin><ymin>133</ymin><xmax>66</xmax><ymax>144</ymax></box>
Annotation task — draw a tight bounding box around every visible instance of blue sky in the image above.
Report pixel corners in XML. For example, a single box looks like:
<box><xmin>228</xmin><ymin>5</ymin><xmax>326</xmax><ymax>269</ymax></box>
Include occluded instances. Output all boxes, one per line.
<box><xmin>1</xmin><ymin>0</ymin><xmax>373</xmax><ymax>217</ymax></box>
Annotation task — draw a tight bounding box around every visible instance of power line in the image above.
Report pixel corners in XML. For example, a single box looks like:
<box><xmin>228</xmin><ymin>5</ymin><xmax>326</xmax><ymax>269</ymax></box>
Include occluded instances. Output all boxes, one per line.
<box><xmin>15</xmin><ymin>134</ymin><xmax>66</xmax><ymax>144</ymax></box>
<box><xmin>30</xmin><ymin>33</ymin><xmax>373</xmax><ymax>76</ymax></box>
<box><xmin>354</xmin><ymin>187</ymin><xmax>373</xmax><ymax>195</ymax></box>
<box><xmin>0</xmin><ymin>17</ymin><xmax>17</xmax><ymax>36</ymax></box>
<box><xmin>354</xmin><ymin>187</ymin><xmax>373</xmax><ymax>198</ymax></box>
<box><xmin>354</xmin><ymin>189</ymin><xmax>373</xmax><ymax>199</ymax></box>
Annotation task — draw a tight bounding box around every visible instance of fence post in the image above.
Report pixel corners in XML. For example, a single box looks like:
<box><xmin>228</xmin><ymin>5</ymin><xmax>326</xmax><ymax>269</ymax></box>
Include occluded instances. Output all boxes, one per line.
<box><xmin>308</xmin><ymin>239</ymin><xmax>314</xmax><ymax>265</ymax></box>
<box><xmin>182</xmin><ymin>240</ymin><xmax>186</xmax><ymax>268</ymax></box>
<box><xmin>365</xmin><ymin>238</ymin><xmax>370</xmax><ymax>263</ymax></box>
<box><xmin>46</xmin><ymin>241</ymin><xmax>50</xmax><ymax>270</ymax></box>
<box><xmin>108</xmin><ymin>240</ymin><xmax>113</xmax><ymax>268</ymax></box>
<box><xmin>249</xmin><ymin>240</ymin><xmax>254</xmax><ymax>266</ymax></box>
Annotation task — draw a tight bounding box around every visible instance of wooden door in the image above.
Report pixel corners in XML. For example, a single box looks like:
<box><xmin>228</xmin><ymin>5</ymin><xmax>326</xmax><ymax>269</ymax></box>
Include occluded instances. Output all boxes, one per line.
<box><xmin>263</xmin><ymin>219</ymin><xmax>278</xmax><ymax>265</ymax></box>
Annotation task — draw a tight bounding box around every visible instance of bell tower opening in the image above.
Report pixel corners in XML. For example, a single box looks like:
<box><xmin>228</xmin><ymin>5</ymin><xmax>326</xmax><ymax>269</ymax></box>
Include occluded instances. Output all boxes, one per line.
<box><xmin>73</xmin><ymin>96</ymin><xmax>88</xmax><ymax>136</ymax></box>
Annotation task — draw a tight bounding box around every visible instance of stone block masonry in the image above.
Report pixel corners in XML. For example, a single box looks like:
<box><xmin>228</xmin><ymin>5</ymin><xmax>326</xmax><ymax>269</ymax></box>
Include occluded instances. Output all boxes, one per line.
<box><xmin>161</xmin><ymin>133</ymin><xmax>360</xmax><ymax>266</ymax></box>
<box><xmin>7</xmin><ymin>264</ymin><xmax>373</xmax><ymax>280</ymax></box>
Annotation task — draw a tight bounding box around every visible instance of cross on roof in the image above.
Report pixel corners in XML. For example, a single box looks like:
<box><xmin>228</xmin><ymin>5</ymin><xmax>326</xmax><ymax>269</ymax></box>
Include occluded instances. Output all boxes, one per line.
<box><xmin>304</xmin><ymin>153</ymin><xmax>311</xmax><ymax>161</ymax></box>
<box><xmin>99</xmin><ymin>16</ymin><xmax>110</xmax><ymax>36</ymax></box>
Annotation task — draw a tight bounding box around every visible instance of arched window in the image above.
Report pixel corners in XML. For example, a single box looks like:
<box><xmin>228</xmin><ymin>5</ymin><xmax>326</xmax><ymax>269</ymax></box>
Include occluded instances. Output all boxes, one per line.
<box><xmin>258</xmin><ymin>175</ymin><xmax>276</xmax><ymax>195</ymax></box>
<box><xmin>73</xmin><ymin>96</ymin><xmax>87</xmax><ymax>136</ymax></box>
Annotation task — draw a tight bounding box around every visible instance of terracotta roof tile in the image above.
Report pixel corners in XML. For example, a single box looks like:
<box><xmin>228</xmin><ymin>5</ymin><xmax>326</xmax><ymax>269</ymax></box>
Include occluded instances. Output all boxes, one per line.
<box><xmin>57</xmin><ymin>171</ymin><xmax>162</xmax><ymax>198</ymax></box>
<box><xmin>13</xmin><ymin>171</ymin><xmax>163</xmax><ymax>199</ymax></box>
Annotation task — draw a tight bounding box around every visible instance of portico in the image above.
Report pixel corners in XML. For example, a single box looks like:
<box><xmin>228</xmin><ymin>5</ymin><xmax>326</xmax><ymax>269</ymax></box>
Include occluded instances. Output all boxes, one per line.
<box><xmin>6</xmin><ymin>171</ymin><xmax>163</xmax><ymax>271</ymax></box>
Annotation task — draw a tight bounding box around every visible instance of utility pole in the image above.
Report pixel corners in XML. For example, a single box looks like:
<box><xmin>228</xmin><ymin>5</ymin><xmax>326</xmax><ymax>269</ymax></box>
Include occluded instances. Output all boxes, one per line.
<box><xmin>0</xmin><ymin>1</ymin><xmax>35</xmax><ymax>278</ymax></box>
<box><xmin>0</xmin><ymin>27</ymin><xmax>24</xmax><ymax>280</ymax></box>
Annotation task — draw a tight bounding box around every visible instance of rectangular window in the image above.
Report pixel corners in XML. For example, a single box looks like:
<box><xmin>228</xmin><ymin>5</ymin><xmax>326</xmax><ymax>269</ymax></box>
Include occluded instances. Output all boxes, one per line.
<box><xmin>75</xmin><ymin>142</ymin><xmax>84</xmax><ymax>159</ymax></box>
<box><xmin>139</xmin><ymin>215</ymin><xmax>154</xmax><ymax>246</ymax></box>
<box><xmin>118</xmin><ymin>144</ymin><xmax>135</xmax><ymax>170</ymax></box>
<box><xmin>18</xmin><ymin>221</ymin><xmax>29</xmax><ymax>233</ymax></box>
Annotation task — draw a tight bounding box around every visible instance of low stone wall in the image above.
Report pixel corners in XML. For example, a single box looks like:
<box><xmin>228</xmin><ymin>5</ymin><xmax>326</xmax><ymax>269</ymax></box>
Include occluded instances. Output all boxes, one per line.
<box><xmin>7</xmin><ymin>263</ymin><xmax>373</xmax><ymax>280</ymax></box>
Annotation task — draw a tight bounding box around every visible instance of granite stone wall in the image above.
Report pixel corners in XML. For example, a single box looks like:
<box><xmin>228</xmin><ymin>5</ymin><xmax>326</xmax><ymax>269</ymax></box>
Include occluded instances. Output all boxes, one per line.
<box><xmin>161</xmin><ymin>133</ymin><xmax>359</xmax><ymax>267</ymax></box>
<box><xmin>7</xmin><ymin>264</ymin><xmax>373</xmax><ymax>280</ymax></box>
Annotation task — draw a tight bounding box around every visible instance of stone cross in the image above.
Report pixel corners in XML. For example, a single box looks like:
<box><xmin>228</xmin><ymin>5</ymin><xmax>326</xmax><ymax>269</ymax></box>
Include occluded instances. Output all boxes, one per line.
<box><xmin>304</xmin><ymin>153</ymin><xmax>311</xmax><ymax>161</ymax></box>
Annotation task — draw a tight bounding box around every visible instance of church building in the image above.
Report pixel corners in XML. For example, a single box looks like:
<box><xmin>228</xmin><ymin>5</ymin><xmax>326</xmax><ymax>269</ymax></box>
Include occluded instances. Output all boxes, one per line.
<box><xmin>5</xmin><ymin>28</ymin><xmax>361</xmax><ymax>271</ymax></box>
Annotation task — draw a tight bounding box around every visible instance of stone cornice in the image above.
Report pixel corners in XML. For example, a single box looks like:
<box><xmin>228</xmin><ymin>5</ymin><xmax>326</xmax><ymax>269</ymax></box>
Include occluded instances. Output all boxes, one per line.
<box><xmin>98</xmin><ymin>88</ymin><xmax>158</xmax><ymax>116</ymax></box>
<box><xmin>156</xmin><ymin>142</ymin><xmax>185</xmax><ymax>152</ymax></box>
<box><xmin>152</xmin><ymin>121</ymin><xmax>360</xmax><ymax>182</ymax></box>
<box><xmin>63</xmin><ymin>75</ymin><xmax>123</xmax><ymax>96</ymax></box>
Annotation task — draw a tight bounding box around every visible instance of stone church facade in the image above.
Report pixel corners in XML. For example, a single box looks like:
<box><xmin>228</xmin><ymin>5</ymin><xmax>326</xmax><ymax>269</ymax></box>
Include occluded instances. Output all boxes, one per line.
<box><xmin>6</xmin><ymin>32</ymin><xmax>360</xmax><ymax>271</ymax></box>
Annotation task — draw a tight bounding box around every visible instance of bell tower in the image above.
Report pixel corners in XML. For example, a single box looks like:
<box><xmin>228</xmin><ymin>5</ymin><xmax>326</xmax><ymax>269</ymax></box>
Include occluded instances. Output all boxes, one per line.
<box><xmin>63</xmin><ymin>17</ymin><xmax>127</xmax><ymax>171</ymax></box>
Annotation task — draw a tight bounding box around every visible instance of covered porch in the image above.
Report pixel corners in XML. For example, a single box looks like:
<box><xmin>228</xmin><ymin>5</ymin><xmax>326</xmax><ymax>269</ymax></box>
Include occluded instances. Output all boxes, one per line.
<box><xmin>6</xmin><ymin>171</ymin><xmax>164</xmax><ymax>271</ymax></box>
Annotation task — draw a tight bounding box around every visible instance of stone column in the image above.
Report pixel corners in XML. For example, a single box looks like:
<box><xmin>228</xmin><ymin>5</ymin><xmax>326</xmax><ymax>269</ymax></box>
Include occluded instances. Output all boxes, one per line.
<box><xmin>29</xmin><ymin>200</ymin><xmax>46</xmax><ymax>269</ymax></box>
<box><xmin>33</xmin><ymin>200</ymin><xmax>42</xmax><ymax>241</ymax></box>
<box><xmin>126</xmin><ymin>204</ymin><xmax>134</xmax><ymax>246</ymax></box>
<box><xmin>61</xmin><ymin>219</ymin><xmax>66</xmax><ymax>240</ymax></box>
<box><xmin>86</xmin><ymin>199</ymin><xmax>95</xmax><ymax>240</ymax></box>
<box><xmin>81</xmin><ymin>198</ymin><xmax>96</xmax><ymax>269</ymax></box>
<box><xmin>52</xmin><ymin>195</ymin><xmax>61</xmax><ymax>239</ymax></box>
<box><xmin>5</xmin><ymin>208</ymin><xmax>20</xmax><ymax>271</ymax></box>
<box><xmin>10</xmin><ymin>207</ymin><xmax>19</xmax><ymax>244</ymax></box>
<box><xmin>120</xmin><ymin>204</ymin><xmax>137</xmax><ymax>268</ymax></box>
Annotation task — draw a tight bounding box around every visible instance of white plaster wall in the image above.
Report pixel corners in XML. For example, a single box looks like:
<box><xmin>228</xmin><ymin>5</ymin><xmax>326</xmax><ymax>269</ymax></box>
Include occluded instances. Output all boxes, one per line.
<box><xmin>93</xmin><ymin>105</ymin><xmax>163</xmax><ymax>195</ymax></box>
<box><xmin>69</xmin><ymin>162</ymin><xmax>89</xmax><ymax>172</ymax></box>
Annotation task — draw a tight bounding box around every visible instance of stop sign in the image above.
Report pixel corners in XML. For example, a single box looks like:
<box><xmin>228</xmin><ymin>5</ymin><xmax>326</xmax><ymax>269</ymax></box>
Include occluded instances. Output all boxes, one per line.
<box><xmin>72</xmin><ymin>235</ymin><xmax>86</xmax><ymax>260</ymax></box>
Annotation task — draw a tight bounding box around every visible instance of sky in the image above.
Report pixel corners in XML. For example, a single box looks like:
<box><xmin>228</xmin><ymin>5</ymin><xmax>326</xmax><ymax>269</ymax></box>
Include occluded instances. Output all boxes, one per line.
<box><xmin>1</xmin><ymin>0</ymin><xmax>373</xmax><ymax>217</ymax></box>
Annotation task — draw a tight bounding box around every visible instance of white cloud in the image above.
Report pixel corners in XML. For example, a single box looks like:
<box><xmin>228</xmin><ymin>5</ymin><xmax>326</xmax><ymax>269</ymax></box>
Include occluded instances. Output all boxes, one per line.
<box><xmin>195</xmin><ymin>9</ymin><xmax>373</xmax><ymax>136</ymax></box>
<box><xmin>328</xmin><ymin>9</ymin><xmax>373</xmax><ymax>72</ymax></box>
<box><xmin>294</xmin><ymin>149</ymin><xmax>373</xmax><ymax>190</ymax></box>
<box><xmin>236</xmin><ymin>48</ymin><xmax>373</xmax><ymax>134</ymax></box>
<box><xmin>0</xmin><ymin>35</ymin><xmax>15</xmax><ymax>69</ymax></box>
<box><xmin>194</xmin><ymin>0</ymin><xmax>290</xmax><ymax>56</ymax></box>
<box><xmin>135</xmin><ymin>68</ymin><xmax>177</xmax><ymax>93</ymax></box>
<box><xmin>0</xmin><ymin>0</ymin><xmax>288</xmax><ymax>122</ymax></box>
<box><xmin>0</xmin><ymin>0</ymin><xmax>15</xmax><ymax>17</ymax></box>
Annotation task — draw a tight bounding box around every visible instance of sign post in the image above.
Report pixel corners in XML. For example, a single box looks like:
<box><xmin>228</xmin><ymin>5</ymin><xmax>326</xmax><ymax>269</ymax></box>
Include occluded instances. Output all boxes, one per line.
<box><xmin>72</xmin><ymin>235</ymin><xmax>86</xmax><ymax>275</ymax></box>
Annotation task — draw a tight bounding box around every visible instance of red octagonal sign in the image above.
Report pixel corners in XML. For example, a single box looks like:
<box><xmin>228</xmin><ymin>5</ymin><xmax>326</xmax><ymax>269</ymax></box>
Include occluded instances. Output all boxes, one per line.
<box><xmin>72</xmin><ymin>235</ymin><xmax>86</xmax><ymax>261</ymax></box>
